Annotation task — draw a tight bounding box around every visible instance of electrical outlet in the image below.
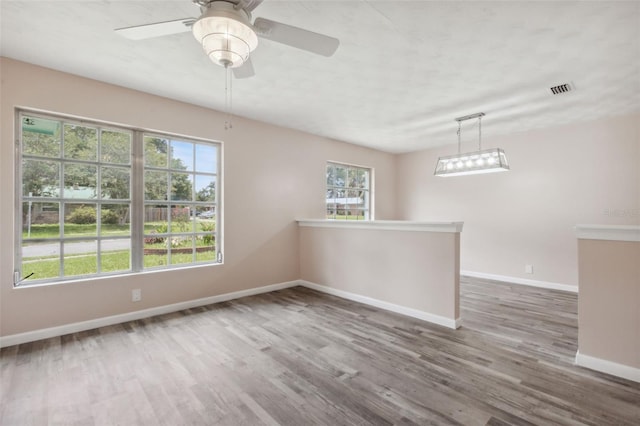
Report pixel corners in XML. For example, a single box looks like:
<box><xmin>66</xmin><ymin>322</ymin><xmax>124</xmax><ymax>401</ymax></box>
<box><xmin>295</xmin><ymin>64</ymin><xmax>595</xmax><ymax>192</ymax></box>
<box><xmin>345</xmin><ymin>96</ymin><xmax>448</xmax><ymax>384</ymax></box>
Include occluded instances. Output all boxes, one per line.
<box><xmin>525</xmin><ymin>264</ymin><xmax>534</xmax><ymax>274</ymax></box>
<box><xmin>132</xmin><ymin>289</ymin><xmax>142</xmax><ymax>302</ymax></box>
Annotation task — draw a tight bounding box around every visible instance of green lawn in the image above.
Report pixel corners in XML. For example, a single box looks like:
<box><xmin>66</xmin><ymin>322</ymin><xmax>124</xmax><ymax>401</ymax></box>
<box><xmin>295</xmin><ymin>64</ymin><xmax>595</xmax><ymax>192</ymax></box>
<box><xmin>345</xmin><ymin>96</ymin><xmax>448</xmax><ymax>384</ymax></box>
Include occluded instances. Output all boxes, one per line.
<box><xmin>21</xmin><ymin>219</ymin><xmax>217</xmax><ymax>281</ymax></box>
<box><xmin>22</xmin><ymin>248</ymin><xmax>216</xmax><ymax>282</ymax></box>
<box><xmin>326</xmin><ymin>214</ymin><xmax>367</xmax><ymax>220</ymax></box>
<box><xmin>22</xmin><ymin>250</ymin><xmax>132</xmax><ymax>280</ymax></box>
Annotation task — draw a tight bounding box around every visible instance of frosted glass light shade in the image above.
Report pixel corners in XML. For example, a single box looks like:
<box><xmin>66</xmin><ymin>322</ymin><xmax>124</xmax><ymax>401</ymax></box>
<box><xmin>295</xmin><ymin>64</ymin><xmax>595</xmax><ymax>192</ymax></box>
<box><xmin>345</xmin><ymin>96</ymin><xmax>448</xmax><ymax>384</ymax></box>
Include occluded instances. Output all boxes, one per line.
<box><xmin>434</xmin><ymin>148</ymin><xmax>510</xmax><ymax>177</ymax></box>
<box><xmin>192</xmin><ymin>5</ymin><xmax>258</xmax><ymax>68</ymax></box>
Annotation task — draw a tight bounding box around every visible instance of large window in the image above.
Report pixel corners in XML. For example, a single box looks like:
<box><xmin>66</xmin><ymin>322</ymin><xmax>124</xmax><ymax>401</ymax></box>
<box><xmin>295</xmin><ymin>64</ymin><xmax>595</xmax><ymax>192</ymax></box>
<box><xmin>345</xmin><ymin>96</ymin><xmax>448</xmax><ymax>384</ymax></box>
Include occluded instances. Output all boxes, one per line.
<box><xmin>16</xmin><ymin>111</ymin><xmax>221</xmax><ymax>286</ymax></box>
<box><xmin>326</xmin><ymin>162</ymin><xmax>371</xmax><ymax>220</ymax></box>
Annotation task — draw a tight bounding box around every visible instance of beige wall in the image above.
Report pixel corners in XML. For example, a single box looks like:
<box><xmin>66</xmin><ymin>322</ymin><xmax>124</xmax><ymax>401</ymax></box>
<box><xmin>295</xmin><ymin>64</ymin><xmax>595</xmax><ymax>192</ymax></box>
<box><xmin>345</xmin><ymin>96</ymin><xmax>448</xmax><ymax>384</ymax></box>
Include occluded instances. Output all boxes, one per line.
<box><xmin>298</xmin><ymin>222</ymin><xmax>460</xmax><ymax>324</ymax></box>
<box><xmin>395</xmin><ymin>113</ymin><xmax>640</xmax><ymax>287</ymax></box>
<box><xmin>2</xmin><ymin>56</ymin><xmax>639</xmax><ymax>376</ymax></box>
<box><xmin>0</xmin><ymin>58</ymin><xmax>396</xmax><ymax>337</ymax></box>
<box><xmin>577</xmin><ymin>238</ymin><xmax>640</xmax><ymax>370</ymax></box>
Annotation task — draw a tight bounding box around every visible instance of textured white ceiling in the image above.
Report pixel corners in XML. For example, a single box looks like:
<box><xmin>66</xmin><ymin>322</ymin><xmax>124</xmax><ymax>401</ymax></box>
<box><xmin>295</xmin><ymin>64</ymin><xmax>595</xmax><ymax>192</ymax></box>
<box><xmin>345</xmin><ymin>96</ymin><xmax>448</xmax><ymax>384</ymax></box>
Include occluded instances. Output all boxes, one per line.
<box><xmin>1</xmin><ymin>1</ymin><xmax>639</xmax><ymax>153</ymax></box>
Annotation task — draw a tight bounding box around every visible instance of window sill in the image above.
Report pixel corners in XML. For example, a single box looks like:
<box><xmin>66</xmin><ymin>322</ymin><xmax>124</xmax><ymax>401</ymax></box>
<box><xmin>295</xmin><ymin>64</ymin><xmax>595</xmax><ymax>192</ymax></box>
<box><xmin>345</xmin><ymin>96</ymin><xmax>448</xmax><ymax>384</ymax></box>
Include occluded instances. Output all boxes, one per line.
<box><xmin>296</xmin><ymin>219</ymin><xmax>464</xmax><ymax>233</ymax></box>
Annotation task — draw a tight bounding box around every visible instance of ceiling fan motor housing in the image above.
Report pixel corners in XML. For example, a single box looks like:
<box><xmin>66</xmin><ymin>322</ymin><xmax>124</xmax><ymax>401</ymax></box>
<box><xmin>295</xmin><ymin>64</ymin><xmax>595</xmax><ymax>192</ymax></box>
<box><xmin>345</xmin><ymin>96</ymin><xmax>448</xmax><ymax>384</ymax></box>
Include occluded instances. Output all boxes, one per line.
<box><xmin>192</xmin><ymin>1</ymin><xmax>259</xmax><ymax>68</ymax></box>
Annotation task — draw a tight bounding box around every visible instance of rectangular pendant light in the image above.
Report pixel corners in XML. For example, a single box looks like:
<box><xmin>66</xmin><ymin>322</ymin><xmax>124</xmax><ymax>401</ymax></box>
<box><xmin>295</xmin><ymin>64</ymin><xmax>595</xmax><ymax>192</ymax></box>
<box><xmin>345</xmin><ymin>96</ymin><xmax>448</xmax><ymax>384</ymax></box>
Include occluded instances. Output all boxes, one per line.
<box><xmin>434</xmin><ymin>147</ymin><xmax>509</xmax><ymax>177</ymax></box>
<box><xmin>434</xmin><ymin>112</ymin><xmax>510</xmax><ymax>177</ymax></box>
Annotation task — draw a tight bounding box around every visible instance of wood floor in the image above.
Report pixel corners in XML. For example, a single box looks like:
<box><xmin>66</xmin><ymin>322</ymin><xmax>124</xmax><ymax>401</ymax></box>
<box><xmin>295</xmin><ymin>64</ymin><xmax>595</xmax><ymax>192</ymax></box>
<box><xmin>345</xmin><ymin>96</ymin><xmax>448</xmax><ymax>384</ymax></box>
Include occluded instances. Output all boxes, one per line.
<box><xmin>1</xmin><ymin>277</ymin><xmax>639</xmax><ymax>425</ymax></box>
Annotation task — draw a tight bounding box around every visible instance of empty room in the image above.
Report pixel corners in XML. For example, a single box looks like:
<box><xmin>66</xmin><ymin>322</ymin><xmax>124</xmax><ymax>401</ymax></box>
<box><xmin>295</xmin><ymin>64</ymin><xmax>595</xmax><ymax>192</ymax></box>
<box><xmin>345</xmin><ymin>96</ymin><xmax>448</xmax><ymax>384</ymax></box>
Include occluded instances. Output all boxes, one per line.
<box><xmin>1</xmin><ymin>1</ymin><xmax>639</xmax><ymax>425</ymax></box>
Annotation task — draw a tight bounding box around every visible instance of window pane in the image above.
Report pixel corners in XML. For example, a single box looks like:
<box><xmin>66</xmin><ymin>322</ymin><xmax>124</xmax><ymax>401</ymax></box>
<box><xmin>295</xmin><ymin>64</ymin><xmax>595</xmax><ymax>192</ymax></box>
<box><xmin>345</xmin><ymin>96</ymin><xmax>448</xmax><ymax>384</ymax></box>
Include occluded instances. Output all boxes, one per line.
<box><xmin>101</xmin><ymin>204</ymin><xmax>130</xmax><ymax>236</ymax></box>
<box><xmin>336</xmin><ymin>202</ymin><xmax>347</xmax><ymax>218</ymax></box>
<box><xmin>22</xmin><ymin>116</ymin><xmax>61</xmax><ymax>157</ymax></box>
<box><xmin>100</xmin><ymin>239</ymin><xmax>130</xmax><ymax>273</ymax></box>
<box><xmin>18</xmin><ymin>112</ymin><xmax>221</xmax><ymax>284</ymax></box>
<box><xmin>341</xmin><ymin>191</ymin><xmax>358</xmax><ymax>219</ymax></box>
<box><xmin>355</xmin><ymin>169</ymin><xmax>368</xmax><ymax>189</ymax></box>
<box><xmin>23</xmin><ymin>159</ymin><xmax>60</xmax><ymax>197</ymax></box>
<box><xmin>64</xmin><ymin>240</ymin><xmax>97</xmax><ymax>277</ymax></box>
<box><xmin>144</xmin><ymin>227</ymin><xmax>167</xmax><ymax>248</ymax></box>
<box><xmin>196</xmin><ymin>245</ymin><xmax>216</xmax><ymax>262</ymax></box>
<box><xmin>170</xmin><ymin>205</ymin><xmax>193</xmax><ymax>233</ymax></box>
<box><xmin>101</xmin><ymin>130</ymin><xmax>131</xmax><ymax>164</ymax></box>
<box><xmin>23</xmin><ymin>202</ymin><xmax>60</xmax><ymax>239</ymax></box>
<box><xmin>171</xmin><ymin>140</ymin><xmax>194</xmax><ymax>171</ymax></box>
<box><xmin>197</xmin><ymin>225</ymin><xmax>216</xmax><ymax>248</ymax></box>
<box><xmin>21</xmin><ymin>241</ymin><xmax>60</xmax><ymax>281</ymax></box>
<box><xmin>145</xmin><ymin>171</ymin><xmax>168</xmax><ymax>200</ymax></box>
<box><xmin>196</xmin><ymin>206</ymin><xmax>216</xmax><ymax>221</ymax></box>
<box><xmin>326</xmin><ymin>209</ymin><xmax>336</xmax><ymax>220</ymax></box>
<box><xmin>170</xmin><ymin>172</ymin><xmax>193</xmax><ymax>201</ymax></box>
<box><xmin>326</xmin><ymin>163</ymin><xmax>371</xmax><ymax>221</ymax></box>
<box><xmin>101</xmin><ymin>166</ymin><xmax>130</xmax><ymax>200</ymax></box>
<box><xmin>63</xmin><ymin>164</ymin><xmax>97</xmax><ymax>199</ymax></box>
<box><xmin>143</xmin><ymin>212</ymin><xmax>168</xmax><ymax>269</ymax></box>
<box><xmin>64</xmin><ymin>124</ymin><xmax>97</xmax><ymax>161</ymax></box>
<box><xmin>334</xmin><ymin>166</ymin><xmax>346</xmax><ymax>187</ymax></box>
<box><xmin>145</xmin><ymin>205</ymin><xmax>168</xmax><ymax>233</ymax></box>
<box><xmin>144</xmin><ymin>251</ymin><xmax>167</xmax><ymax>268</ymax></box>
<box><xmin>326</xmin><ymin>164</ymin><xmax>335</xmax><ymax>186</ymax></box>
<box><xmin>195</xmin><ymin>144</ymin><xmax>217</xmax><ymax>173</ymax></box>
<box><xmin>144</xmin><ymin>137</ymin><xmax>168</xmax><ymax>168</ymax></box>
<box><xmin>347</xmin><ymin>190</ymin><xmax>365</xmax><ymax>210</ymax></box>
<box><xmin>195</xmin><ymin>175</ymin><xmax>216</xmax><ymax>202</ymax></box>
<box><xmin>170</xmin><ymin>236</ymin><xmax>194</xmax><ymax>265</ymax></box>
<box><xmin>347</xmin><ymin>167</ymin><xmax>360</xmax><ymax>189</ymax></box>
<box><xmin>64</xmin><ymin>204</ymin><xmax>97</xmax><ymax>237</ymax></box>
<box><xmin>352</xmin><ymin>210</ymin><xmax>366</xmax><ymax>220</ymax></box>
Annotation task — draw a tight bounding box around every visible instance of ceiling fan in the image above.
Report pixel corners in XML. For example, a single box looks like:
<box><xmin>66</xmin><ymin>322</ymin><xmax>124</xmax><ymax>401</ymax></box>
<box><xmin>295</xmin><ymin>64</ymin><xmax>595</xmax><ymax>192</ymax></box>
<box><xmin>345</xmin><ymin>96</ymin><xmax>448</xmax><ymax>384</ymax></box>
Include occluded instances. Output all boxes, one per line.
<box><xmin>115</xmin><ymin>0</ymin><xmax>340</xmax><ymax>79</ymax></box>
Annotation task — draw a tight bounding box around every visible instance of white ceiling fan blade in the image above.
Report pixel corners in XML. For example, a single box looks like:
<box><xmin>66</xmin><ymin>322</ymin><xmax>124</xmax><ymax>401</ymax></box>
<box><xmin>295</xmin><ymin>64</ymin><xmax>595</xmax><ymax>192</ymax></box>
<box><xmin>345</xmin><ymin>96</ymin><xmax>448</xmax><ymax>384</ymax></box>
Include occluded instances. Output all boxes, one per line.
<box><xmin>115</xmin><ymin>18</ymin><xmax>195</xmax><ymax>40</ymax></box>
<box><xmin>241</xmin><ymin>0</ymin><xmax>265</xmax><ymax>12</ymax></box>
<box><xmin>232</xmin><ymin>58</ymin><xmax>256</xmax><ymax>79</ymax></box>
<box><xmin>253</xmin><ymin>17</ymin><xmax>339</xmax><ymax>57</ymax></box>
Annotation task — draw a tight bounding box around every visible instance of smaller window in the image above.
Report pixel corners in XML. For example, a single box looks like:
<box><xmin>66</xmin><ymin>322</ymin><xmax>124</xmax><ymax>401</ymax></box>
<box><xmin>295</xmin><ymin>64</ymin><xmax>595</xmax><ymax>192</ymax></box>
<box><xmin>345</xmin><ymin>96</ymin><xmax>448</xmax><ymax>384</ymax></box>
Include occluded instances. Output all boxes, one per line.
<box><xmin>326</xmin><ymin>162</ymin><xmax>372</xmax><ymax>220</ymax></box>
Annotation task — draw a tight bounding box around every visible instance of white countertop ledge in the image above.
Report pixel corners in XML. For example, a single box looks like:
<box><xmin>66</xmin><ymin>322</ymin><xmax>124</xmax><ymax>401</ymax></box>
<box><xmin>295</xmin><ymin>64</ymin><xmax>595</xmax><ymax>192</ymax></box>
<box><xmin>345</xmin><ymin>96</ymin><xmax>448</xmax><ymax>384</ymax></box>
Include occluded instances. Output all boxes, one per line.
<box><xmin>575</xmin><ymin>225</ymin><xmax>640</xmax><ymax>242</ymax></box>
<box><xmin>296</xmin><ymin>220</ymin><xmax>464</xmax><ymax>233</ymax></box>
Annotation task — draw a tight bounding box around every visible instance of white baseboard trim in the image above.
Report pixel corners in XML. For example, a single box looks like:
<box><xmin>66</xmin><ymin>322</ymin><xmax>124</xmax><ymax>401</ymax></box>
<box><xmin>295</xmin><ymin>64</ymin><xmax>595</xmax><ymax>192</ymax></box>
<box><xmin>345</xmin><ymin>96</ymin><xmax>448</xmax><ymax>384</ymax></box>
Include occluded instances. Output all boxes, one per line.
<box><xmin>461</xmin><ymin>270</ymin><xmax>578</xmax><ymax>293</ymax></box>
<box><xmin>298</xmin><ymin>280</ymin><xmax>460</xmax><ymax>330</ymax></box>
<box><xmin>575</xmin><ymin>351</ymin><xmax>640</xmax><ymax>383</ymax></box>
<box><xmin>1</xmin><ymin>279</ymin><xmax>462</xmax><ymax>348</ymax></box>
<box><xmin>0</xmin><ymin>280</ymin><xmax>299</xmax><ymax>348</ymax></box>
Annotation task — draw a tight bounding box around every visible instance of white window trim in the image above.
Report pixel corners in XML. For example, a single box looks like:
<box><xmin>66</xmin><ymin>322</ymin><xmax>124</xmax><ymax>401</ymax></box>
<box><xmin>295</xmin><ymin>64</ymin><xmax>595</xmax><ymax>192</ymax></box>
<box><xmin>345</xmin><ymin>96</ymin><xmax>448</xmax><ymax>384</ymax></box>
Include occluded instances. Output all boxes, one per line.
<box><xmin>326</xmin><ymin>161</ymin><xmax>373</xmax><ymax>221</ymax></box>
<box><xmin>14</xmin><ymin>109</ymin><xmax>223</xmax><ymax>287</ymax></box>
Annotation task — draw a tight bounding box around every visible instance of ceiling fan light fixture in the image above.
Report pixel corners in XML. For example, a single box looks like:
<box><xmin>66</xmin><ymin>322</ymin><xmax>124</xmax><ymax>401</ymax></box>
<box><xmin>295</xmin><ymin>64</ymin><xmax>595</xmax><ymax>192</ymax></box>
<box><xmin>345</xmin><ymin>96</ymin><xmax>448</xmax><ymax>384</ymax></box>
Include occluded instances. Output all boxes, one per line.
<box><xmin>192</xmin><ymin>2</ymin><xmax>258</xmax><ymax>68</ymax></box>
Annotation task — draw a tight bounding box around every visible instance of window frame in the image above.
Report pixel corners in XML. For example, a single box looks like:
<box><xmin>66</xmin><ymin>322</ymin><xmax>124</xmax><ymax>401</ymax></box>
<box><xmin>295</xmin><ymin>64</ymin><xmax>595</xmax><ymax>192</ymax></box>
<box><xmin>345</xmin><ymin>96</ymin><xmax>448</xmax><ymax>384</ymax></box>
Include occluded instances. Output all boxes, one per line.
<box><xmin>14</xmin><ymin>109</ymin><xmax>223</xmax><ymax>287</ymax></box>
<box><xmin>325</xmin><ymin>161</ymin><xmax>373</xmax><ymax>220</ymax></box>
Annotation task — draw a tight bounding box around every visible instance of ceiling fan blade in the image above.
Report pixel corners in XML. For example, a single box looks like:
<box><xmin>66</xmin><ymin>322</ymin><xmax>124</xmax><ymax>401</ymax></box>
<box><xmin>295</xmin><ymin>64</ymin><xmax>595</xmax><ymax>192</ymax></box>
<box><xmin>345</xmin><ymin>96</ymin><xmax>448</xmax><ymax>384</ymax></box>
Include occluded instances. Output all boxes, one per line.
<box><xmin>241</xmin><ymin>0</ymin><xmax>265</xmax><ymax>12</ymax></box>
<box><xmin>232</xmin><ymin>58</ymin><xmax>256</xmax><ymax>79</ymax></box>
<box><xmin>253</xmin><ymin>17</ymin><xmax>339</xmax><ymax>57</ymax></box>
<box><xmin>115</xmin><ymin>18</ymin><xmax>195</xmax><ymax>40</ymax></box>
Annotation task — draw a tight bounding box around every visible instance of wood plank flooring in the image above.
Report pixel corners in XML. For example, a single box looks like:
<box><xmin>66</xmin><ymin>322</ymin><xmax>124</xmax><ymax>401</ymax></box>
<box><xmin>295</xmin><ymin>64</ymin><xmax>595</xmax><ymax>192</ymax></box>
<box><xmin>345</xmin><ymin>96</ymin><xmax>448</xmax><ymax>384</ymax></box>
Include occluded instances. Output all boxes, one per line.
<box><xmin>2</xmin><ymin>277</ymin><xmax>639</xmax><ymax>425</ymax></box>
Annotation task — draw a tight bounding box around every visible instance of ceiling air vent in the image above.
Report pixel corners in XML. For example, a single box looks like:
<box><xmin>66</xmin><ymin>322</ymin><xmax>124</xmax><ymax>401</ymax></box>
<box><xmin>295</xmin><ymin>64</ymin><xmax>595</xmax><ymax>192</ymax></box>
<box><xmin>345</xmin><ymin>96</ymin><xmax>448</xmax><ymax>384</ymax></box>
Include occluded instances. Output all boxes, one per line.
<box><xmin>550</xmin><ymin>83</ymin><xmax>574</xmax><ymax>95</ymax></box>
